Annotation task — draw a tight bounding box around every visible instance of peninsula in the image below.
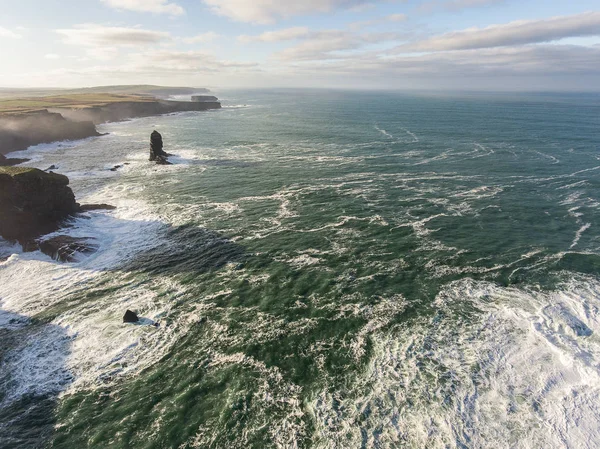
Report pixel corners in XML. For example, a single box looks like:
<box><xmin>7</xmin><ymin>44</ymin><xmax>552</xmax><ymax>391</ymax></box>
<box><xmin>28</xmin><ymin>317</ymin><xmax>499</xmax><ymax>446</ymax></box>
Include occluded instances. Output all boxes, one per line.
<box><xmin>0</xmin><ymin>85</ymin><xmax>221</xmax><ymax>160</ymax></box>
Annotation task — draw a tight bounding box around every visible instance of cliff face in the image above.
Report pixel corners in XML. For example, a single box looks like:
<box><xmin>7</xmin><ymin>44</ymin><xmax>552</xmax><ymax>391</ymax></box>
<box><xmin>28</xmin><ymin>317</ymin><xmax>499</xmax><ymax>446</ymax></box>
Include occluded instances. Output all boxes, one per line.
<box><xmin>0</xmin><ymin>111</ymin><xmax>100</xmax><ymax>156</ymax></box>
<box><xmin>0</xmin><ymin>167</ymin><xmax>80</xmax><ymax>241</ymax></box>
<box><xmin>55</xmin><ymin>100</ymin><xmax>222</xmax><ymax>125</ymax></box>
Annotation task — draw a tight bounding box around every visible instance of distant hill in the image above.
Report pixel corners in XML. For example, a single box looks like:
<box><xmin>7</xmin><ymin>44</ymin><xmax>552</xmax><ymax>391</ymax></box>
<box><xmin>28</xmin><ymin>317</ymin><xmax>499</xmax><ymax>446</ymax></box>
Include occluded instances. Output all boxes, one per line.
<box><xmin>0</xmin><ymin>85</ymin><xmax>209</xmax><ymax>100</ymax></box>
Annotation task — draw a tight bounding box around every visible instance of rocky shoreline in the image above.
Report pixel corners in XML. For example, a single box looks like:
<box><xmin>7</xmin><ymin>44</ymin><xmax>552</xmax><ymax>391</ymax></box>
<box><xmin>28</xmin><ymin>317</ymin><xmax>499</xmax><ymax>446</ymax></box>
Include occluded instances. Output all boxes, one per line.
<box><xmin>0</xmin><ymin>98</ymin><xmax>221</xmax><ymax>158</ymax></box>
<box><xmin>0</xmin><ymin>92</ymin><xmax>220</xmax><ymax>260</ymax></box>
<box><xmin>0</xmin><ymin>166</ymin><xmax>114</xmax><ymax>261</ymax></box>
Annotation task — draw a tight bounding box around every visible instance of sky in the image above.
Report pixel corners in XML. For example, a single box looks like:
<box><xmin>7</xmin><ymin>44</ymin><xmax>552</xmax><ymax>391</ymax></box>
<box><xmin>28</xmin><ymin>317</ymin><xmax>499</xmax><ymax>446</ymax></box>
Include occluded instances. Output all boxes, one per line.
<box><xmin>1</xmin><ymin>0</ymin><xmax>600</xmax><ymax>90</ymax></box>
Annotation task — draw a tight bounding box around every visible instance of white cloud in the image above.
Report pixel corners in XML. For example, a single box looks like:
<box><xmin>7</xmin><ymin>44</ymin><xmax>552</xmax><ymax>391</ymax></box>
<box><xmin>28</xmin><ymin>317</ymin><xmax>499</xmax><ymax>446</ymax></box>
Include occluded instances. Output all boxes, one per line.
<box><xmin>275</xmin><ymin>30</ymin><xmax>404</xmax><ymax>61</ymax></box>
<box><xmin>202</xmin><ymin>0</ymin><xmax>381</xmax><ymax>24</ymax></box>
<box><xmin>387</xmin><ymin>13</ymin><xmax>408</xmax><ymax>22</ymax></box>
<box><xmin>396</xmin><ymin>11</ymin><xmax>600</xmax><ymax>52</ymax></box>
<box><xmin>182</xmin><ymin>32</ymin><xmax>219</xmax><ymax>44</ymax></box>
<box><xmin>350</xmin><ymin>13</ymin><xmax>408</xmax><ymax>30</ymax></box>
<box><xmin>239</xmin><ymin>27</ymin><xmax>310</xmax><ymax>43</ymax></box>
<box><xmin>0</xmin><ymin>26</ymin><xmax>22</xmax><ymax>39</ymax></box>
<box><xmin>101</xmin><ymin>0</ymin><xmax>184</xmax><ymax>15</ymax></box>
<box><xmin>56</xmin><ymin>24</ymin><xmax>171</xmax><ymax>47</ymax></box>
<box><xmin>133</xmin><ymin>50</ymin><xmax>258</xmax><ymax>72</ymax></box>
<box><xmin>284</xmin><ymin>44</ymin><xmax>600</xmax><ymax>86</ymax></box>
<box><xmin>418</xmin><ymin>0</ymin><xmax>505</xmax><ymax>13</ymax></box>
<box><xmin>44</xmin><ymin>54</ymin><xmax>61</xmax><ymax>59</ymax></box>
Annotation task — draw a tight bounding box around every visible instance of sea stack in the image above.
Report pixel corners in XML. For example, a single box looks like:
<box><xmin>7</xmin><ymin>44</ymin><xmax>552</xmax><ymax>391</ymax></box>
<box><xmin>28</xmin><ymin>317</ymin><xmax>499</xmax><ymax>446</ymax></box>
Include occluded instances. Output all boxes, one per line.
<box><xmin>149</xmin><ymin>130</ymin><xmax>171</xmax><ymax>165</ymax></box>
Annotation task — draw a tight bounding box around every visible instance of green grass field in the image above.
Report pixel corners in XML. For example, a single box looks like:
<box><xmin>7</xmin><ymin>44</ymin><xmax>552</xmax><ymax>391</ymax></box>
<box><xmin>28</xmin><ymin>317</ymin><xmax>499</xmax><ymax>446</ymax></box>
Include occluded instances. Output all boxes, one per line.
<box><xmin>0</xmin><ymin>85</ymin><xmax>209</xmax><ymax>114</ymax></box>
<box><xmin>0</xmin><ymin>93</ymin><xmax>157</xmax><ymax>114</ymax></box>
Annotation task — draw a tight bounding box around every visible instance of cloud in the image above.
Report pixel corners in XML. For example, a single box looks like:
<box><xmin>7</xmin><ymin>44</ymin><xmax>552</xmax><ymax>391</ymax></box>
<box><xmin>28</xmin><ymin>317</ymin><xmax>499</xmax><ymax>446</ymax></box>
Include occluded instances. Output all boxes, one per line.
<box><xmin>133</xmin><ymin>50</ymin><xmax>258</xmax><ymax>72</ymax></box>
<box><xmin>201</xmin><ymin>0</ymin><xmax>383</xmax><ymax>24</ymax></box>
<box><xmin>350</xmin><ymin>13</ymin><xmax>408</xmax><ymax>30</ymax></box>
<box><xmin>239</xmin><ymin>27</ymin><xmax>310</xmax><ymax>43</ymax></box>
<box><xmin>101</xmin><ymin>0</ymin><xmax>184</xmax><ymax>15</ymax></box>
<box><xmin>44</xmin><ymin>54</ymin><xmax>61</xmax><ymax>60</ymax></box>
<box><xmin>395</xmin><ymin>11</ymin><xmax>600</xmax><ymax>53</ymax></box>
<box><xmin>418</xmin><ymin>0</ymin><xmax>505</xmax><ymax>13</ymax></box>
<box><xmin>275</xmin><ymin>30</ymin><xmax>405</xmax><ymax>61</ymax></box>
<box><xmin>387</xmin><ymin>13</ymin><xmax>408</xmax><ymax>22</ymax></box>
<box><xmin>0</xmin><ymin>26</ymin><xmax>22</xmax><ymax>39</ymax></box>
<box><xmin>56</xmin><ymin>24</ymin><xmax>171</xmax><ymax>47</ymax></box>
<box><xmin>182</xmin><ymin>32</ymin><xmax>219</xmax><ymax>44</ymax></box>
<box><xmin>285</xmin><ymin>44</ymin><xmax>600</xmax><ymax>86</ymax></box>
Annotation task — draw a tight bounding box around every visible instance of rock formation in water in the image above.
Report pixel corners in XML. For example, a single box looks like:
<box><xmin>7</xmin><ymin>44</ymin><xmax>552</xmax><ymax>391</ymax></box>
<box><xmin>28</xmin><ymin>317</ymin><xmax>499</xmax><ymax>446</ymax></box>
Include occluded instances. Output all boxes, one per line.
<box><xmin>149</xmin><ymin>130</ymin><xmax>171</xmax><ymax>165</ymax></box>
<box><xmin>38</xmin><ymin>236</ymin><xmax>99</xmax><ymax>262</ymax></box>
<box><xmin>123</xmin><ymin>310</ymin><xmax>139</xmax><ymax>323</ymax></box>
<box><xmin>80</xmin><ymin>203</ymin><xmax>117</xmax><ymax>212</ymax></box>
<box><xmin>0</xmin><ymin>167</ymin><xmax>81</xmax><ymax>241</ymax></box>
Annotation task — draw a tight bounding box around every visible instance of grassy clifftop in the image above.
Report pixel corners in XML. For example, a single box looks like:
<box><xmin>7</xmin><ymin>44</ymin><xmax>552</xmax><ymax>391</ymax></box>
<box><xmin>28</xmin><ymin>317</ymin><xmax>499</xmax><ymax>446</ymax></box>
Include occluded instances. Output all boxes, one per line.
<box><xmin>0</xmin><ymin>166</ymin><xmax>69</xmax><ymax>184</ymax></box>
<box><xmin>0</xmin><ymin>93</ymin><xmax>156</xmax><ymax>114</ymax></box>
<box><xmin>0</xmin><ymin>85</ymin><xmax>207</xmax><ymax>99</ymax></box>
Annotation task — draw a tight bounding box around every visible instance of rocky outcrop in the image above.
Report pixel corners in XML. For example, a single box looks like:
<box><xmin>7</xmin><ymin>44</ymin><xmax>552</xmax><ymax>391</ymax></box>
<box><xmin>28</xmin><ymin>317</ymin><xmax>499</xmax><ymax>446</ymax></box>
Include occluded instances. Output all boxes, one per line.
<box><xmin>38</xmin><ymin>236</ymin><xmax>99</xmax><ymax>262</ymax></box>
<box><xmin>54</xmin><ymin>100</ymin><xmax>221</xmax><ymax>125</ymax></box>
<box><xmin>0</xmin><ymin>167</ymin><xmax>81</xmax><ymax>241</ymax></box>
<box><xmin>0</xmin><ymin>111</ymin><xmax>100</xmax><ymax>156</ymax></box>
<box><xmin>80</xmin><ymin>203</ymin><xmax>117</xmax><ymax>212</ymax></box>
<box><xmin>149</xmin><ymin>130</ymin><xmax>171</xmax><ymax>165</ymax></box>
<box><xmin>123</xmin><ymin>310</ymin><xmax>139</xmax><ymax>323</ymax></box>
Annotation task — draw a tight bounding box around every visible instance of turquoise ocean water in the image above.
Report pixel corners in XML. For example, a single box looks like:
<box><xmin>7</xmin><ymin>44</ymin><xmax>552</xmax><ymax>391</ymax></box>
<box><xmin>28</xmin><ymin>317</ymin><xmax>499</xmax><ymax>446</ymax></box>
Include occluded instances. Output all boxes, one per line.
<box><xmin>1</xmin><ymin>90</ymin><xmax>600</xmax><ymax>448</ymax></box>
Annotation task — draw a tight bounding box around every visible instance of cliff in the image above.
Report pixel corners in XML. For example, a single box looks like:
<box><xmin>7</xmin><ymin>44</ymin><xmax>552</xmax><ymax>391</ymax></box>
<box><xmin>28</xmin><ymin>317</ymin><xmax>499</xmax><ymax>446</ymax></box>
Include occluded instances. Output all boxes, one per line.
<box><xmin>192</xmin><ymin>95</ymin><xmax>219</xmax><ymax>102</ymax></box>
<box><xmin>0</xmin><ymin>111</ymin><xmax>100</xmax><ymax>156</ymax></box>
<box><xmin>54</xmin><ymin>100</ymin><xmax>222</xmax><ymax>125</ymax></box>
<box><xmin>0</xmin><ymin>167</ymin><xmax>80</xmax><ymax>241</ymax></box>
<box><xmin>0</xmin><ymin>99</ymin><xmax>221</xmax><ymax>155</ymax></box>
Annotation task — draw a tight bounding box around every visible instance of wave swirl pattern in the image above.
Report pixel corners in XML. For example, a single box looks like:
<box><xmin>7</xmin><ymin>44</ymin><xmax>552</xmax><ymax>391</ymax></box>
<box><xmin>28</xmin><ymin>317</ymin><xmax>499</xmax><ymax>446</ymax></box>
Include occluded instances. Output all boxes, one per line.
<box><xmin>1</xmin><ymin>90</ymin><xmax>600</xmax><ymax>448</ymax></box>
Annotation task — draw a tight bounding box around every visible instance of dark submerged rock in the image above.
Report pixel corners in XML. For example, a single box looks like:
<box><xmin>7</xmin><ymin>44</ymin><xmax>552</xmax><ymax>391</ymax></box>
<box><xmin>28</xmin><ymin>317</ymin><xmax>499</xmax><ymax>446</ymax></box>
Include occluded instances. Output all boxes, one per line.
<box><xmin>123</xmin><ymin>310</ymin><xmax>139</xmax><ymax>323</ymax></box>
<box><xmin>80</xmin><ymin>204</ymin><xmax>116</xmax><ymax>212</ymax></box>
<box><xmin>38</xmin><ymin>236</ymin><xmax>99</xmax><ymax>262</ymax></box>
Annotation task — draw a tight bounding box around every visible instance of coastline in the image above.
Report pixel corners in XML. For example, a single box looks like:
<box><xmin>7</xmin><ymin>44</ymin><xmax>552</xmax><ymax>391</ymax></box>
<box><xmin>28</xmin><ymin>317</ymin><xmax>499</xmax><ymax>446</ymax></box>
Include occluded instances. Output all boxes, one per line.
<box><xmin>0</xmin><ymin>98</ymin><xmax>221</xmax><ymax>157</ymax></box>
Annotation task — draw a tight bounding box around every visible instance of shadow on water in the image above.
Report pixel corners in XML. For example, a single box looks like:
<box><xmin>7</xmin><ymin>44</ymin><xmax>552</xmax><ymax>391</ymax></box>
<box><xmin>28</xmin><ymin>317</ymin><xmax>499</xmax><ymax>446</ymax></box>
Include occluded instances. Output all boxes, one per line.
<box><xmin>0</xmin><ymin>311</ymin><xmax>72</xmax><ymax>449</ymax></box>
<box><xmin>118</xmin><ymin>223</ymin><xmax>245</xmax><ymax>277</ymax></box>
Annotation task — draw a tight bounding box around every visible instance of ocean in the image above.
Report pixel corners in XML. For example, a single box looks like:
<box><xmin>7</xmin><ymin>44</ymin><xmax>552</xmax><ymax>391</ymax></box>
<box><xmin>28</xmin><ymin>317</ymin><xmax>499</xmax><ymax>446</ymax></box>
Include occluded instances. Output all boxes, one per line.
<box><xmin>1</xmin><ymin>89</ymin><xmax>600</xmax><ymax>448</ymax></box>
